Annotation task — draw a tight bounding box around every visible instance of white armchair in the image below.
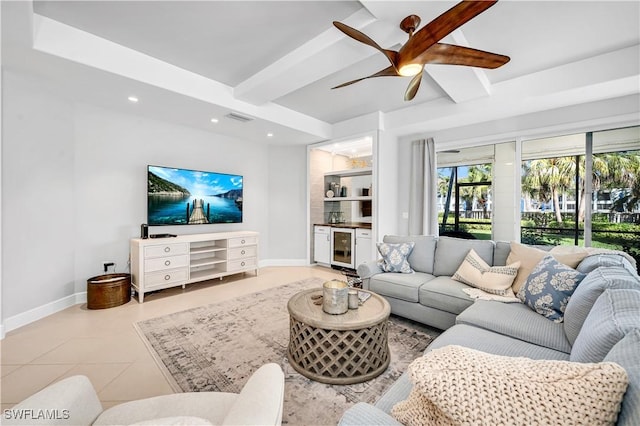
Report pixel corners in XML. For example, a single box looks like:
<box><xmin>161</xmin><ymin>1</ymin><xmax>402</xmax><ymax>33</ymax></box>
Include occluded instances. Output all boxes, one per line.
<box><xmin>5</xmin><ymin>363</ymin><xmax>285</xmax><ymax>426</ymax></box>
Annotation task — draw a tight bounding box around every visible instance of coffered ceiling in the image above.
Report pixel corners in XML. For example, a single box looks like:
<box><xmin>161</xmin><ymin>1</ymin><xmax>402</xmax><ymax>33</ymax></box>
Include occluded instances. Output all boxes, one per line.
<box><xmin>2</xmin><ymin>1</ymin><xmax>639</xmax><ymax>144</ymax></box>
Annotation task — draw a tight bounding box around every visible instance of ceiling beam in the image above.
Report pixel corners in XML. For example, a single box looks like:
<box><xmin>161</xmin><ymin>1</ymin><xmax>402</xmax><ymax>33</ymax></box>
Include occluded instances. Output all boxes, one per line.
<box><xmin>424</xmin><ymin>30</ymin><xmax>493</xmax><ymax>103</ymax></box>
<box><xmin>384</xmin><ymin>45</ymin><xmax>640</xmax><ymax>136</ymax></box>
<box><xmin>29</xmin><ymin>13</ymin><xmax>333</xmax><ymax>138</ymax></box>
<box><xmin>233</xmin><ymin>8</ymin><xmax>406</xmax><ymax>105</ymax></box>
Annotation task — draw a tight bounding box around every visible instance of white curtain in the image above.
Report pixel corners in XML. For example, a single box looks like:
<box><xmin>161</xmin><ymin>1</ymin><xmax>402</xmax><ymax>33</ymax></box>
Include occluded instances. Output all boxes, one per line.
<box><xmin>408</xmin><ymin>138</ymin><xmax>438</xmax><ymax>236</ymax></box>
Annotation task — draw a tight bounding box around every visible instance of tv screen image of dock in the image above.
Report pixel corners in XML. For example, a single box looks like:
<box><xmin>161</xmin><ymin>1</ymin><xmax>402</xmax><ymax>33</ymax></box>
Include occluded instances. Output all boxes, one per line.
<box><xmin>147</xmin><ymin>165</ymin><xmax>243</xmax><ymax>225</ymax></box>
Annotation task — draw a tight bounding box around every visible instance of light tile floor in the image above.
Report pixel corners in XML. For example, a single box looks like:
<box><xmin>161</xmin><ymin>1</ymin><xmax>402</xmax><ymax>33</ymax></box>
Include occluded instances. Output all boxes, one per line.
<box><xmin>0</xmin><ymin>266</ymin><xmax>343</xmax><ymax>411</ymax></box>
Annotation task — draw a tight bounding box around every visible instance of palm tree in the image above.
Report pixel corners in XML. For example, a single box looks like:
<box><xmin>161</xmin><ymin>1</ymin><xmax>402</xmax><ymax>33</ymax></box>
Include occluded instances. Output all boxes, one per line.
<box><xmin>522</xmin><ymin>162</ymin><xmax>546</xmax><ymax>212</ymax></box>
<box><xmin>522</xmin><ymin>157</ymin><xmax>575</xmax><ymax>223</ymax></box>
<box><xmin>523</xmin><ymin>152</ymin><xmax>639</xmax><ymax>223</ymax></box>
<box><xmin>606</xmin><ymin>152</ymin><xmax>640</xmax><ymax>212</ymax></box>
<box><xmin>462</xmin><ymin>164</ymin><xmax>492</xmax><ymax>219</ymax></box>
<box><xmin>437</xmin><ymin>170</ymin><xmax>451</xmax><ymax>210</ymax></box>
<box><xmin>577</xmin><ymin>154</ymin><xmax>609</xmax><ymax>222</ymax></box>
<box><xmin>574</xmin><ymin>152</ymin><xmax>640</xmax><ymax>219</ymax></box>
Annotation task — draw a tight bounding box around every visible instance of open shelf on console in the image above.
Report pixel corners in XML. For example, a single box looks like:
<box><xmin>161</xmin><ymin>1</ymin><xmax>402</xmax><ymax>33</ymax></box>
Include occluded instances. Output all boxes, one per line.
<box><xmin>190</xmin><ymin>257</ymin><xmax>226</xmax><ymax>268</ymax></box>
<box><xmin>190</xmin><ymin>240</ymin><xmax>226</xmax><ymax>254</ymax></box>
<box><xmin>190</xmin><ymin>265</ymin><xmax>225</xmax><ymax>281</ymax></box>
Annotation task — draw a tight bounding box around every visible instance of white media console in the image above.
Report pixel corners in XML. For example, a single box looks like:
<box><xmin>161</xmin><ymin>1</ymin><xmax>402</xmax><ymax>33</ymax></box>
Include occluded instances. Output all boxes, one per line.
<box><xmin>130</xmin><ymin>231</ymin><xmax>259</xmax><ymax>302</ymax></box>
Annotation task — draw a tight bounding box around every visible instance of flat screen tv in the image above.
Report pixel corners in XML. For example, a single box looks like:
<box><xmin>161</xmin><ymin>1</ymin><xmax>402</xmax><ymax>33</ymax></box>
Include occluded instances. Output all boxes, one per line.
<box><xmin>147</xmin><ymin>165</ymin><xmax>243</xmax><ymax>225</ymax></box>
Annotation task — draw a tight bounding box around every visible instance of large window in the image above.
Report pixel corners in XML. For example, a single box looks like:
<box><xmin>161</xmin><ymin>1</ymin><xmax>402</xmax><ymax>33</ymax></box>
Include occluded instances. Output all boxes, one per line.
<box><xmin>521</xmin><ymin>126</ymin><xmax>640</xmax><ymax>268</ymax></box>
<box><xmin>438</xmin><ymin>146</ymin><xmax>494</xmax><ymax>239</ymax></box>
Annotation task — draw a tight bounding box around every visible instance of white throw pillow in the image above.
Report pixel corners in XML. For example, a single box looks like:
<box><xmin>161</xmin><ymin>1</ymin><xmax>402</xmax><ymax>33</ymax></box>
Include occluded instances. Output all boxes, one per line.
<box><xmin>452</xmin><ymin>249</ymin><xmax>520</xmax><ymax>297</ymax></box>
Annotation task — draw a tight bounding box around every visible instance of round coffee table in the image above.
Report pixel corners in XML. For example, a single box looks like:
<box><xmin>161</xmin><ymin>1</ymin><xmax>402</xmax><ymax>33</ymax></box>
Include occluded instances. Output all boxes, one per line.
<box><xmin>287</xmin><ymin>288</ymin><xmax>391</xmax><ymax>384</ymax></box>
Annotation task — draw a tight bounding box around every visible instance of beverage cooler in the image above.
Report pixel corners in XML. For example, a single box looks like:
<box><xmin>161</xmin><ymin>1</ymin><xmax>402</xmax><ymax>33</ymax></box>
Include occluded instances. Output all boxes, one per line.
<box><xmin>330</xmin><ymin>228</ymin><xmax>355</xmax><ymax>269</ymax></box>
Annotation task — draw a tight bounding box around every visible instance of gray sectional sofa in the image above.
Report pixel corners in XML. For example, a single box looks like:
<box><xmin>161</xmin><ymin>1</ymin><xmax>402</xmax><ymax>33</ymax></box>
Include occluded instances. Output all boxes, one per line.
<box><xmin>341</xmin><ymin>235</ymin><xmax>640</xmax><ymax>425</ymax></box>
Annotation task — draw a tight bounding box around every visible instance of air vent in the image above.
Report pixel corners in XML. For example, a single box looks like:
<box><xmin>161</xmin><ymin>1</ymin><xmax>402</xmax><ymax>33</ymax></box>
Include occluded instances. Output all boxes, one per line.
<box><xmin>225</xmin><ymin>112</ymin><xmax>254</xmax><ymax>123</ymax></box>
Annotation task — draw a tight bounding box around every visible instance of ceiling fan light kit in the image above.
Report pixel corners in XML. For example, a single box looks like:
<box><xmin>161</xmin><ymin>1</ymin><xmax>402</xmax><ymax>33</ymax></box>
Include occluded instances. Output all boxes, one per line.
<box><xmin>398</xmin><ymin>64</ymin><xmax>423</xmax><ymax>77</ymax></box>
<box><xmin>332</xmin><ymin>0</ymin><xmax>510</xmax><ymax>101</ymax></box>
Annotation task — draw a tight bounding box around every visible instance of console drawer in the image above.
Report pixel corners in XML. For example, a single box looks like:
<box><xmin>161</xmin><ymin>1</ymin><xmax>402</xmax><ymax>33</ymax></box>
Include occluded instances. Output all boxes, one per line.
<box><xmin>228</xmin><ymin>236</ymin><xmax>257</xmax><ymax>248</ymax></box>
<box><xmin>145</xmin><ymin>255</ymin><xmax>189</xmax><ymax>272</ymax></box>
<box><xmin>228</xmin><ymin>246</ymin><xmax>257</xmax><ymax>260</ymax></box>
<box><xmin>227</xmin><ymin>257</ymin><xmax>256</xmax><ymax>272</ymax></box>
<box><xmin>145</xmin><ymin>268</ymin><xmax>188</xmax><ymax>287</ymax></box>
<box><xmin>144</xmin><ymin>243</ymin><xmax>189</xmax><ymax>258</ymax></box>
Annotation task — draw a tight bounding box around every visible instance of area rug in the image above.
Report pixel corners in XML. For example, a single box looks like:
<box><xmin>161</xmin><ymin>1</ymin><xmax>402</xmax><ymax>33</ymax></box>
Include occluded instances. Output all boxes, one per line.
<box><xmin>134</xmin><ymin>277</ymin><xmax>437</xmax><ymax>425</ymax></box>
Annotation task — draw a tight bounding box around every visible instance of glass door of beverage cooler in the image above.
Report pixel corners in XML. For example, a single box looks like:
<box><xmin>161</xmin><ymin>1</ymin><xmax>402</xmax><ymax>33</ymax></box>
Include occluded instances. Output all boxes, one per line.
<box><xmin>330</xmin><ymin>228</ymin><xmax>355</xmax><ymax>269</ymax></box>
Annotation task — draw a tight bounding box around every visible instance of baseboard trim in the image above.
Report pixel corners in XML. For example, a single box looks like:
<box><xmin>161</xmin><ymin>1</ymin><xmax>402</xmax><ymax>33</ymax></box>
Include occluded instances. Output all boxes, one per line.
<box><xmin>2</xmin><ymin>292</ymin><xmax>87</xmax><ymax>338</ymax></box>
<box><xmin>2</xmin><ymin>261</ymin><xmax>313</xmax><ymax>338</ymax></box>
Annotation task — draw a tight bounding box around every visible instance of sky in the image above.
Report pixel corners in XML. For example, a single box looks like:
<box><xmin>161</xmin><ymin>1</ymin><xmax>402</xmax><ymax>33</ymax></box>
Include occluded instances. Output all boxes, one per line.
<box><xmin>149</xmin><ymin>165</ymin><xmax>242</xmax><ymax>196</ymax></box>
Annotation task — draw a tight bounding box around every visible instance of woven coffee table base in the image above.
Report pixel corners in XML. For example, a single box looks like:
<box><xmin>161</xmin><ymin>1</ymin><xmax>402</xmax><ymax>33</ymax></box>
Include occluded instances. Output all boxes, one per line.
<box><xmin>288</xmin><ymin>317</ymin><xmax>390</xmax><ymax>384</ymax></box>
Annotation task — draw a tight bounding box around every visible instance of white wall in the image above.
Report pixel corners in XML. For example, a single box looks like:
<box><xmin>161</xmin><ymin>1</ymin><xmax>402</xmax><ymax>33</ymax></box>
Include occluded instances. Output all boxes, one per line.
<box><xmin>492</xmin><ymin>142</ymin><xmax>518</xmax><ymax>242</ymax></box>
<box><xmin>375</xmin><ymin>129</ymin><xmax>399</xmax><ymax>240</ymax></box>
<box><xmin>266</xmin><ymin>144</ymin><xmax>307</xmax><ymax>264</ymax></box>
<box><xmin>2</xmin><ymin>72</ymin><xmax>76</xmax><ymax>321</ymax></box>
<box><xmin>71</xmin><ymin>104</ymin><xmax>271</xmax><ymax>292</ymax></box>
<box><xmin>2</xmin><ymin>71</ymin><xmax>306</xmax><ymax>332</ymax></box>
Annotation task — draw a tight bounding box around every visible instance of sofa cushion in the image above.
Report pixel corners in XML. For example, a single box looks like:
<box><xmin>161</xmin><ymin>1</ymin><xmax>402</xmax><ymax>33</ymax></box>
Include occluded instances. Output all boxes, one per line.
<box><xmin>452</xmin><ymin>249</ymin><xmax>519</xmax><ymax>296</ymax></box>
<box><xmin>507</xmin><ymin>242</ymin><xmax>588</xmax><ymax>294</ymax></box>
<box><xmin>604</xmin><ymin>329</ymin><xmax>640</xmax><ymax>426</ymax></box>
<box><xmin>374</xmin><ymin>373</ymin><xmax>413</xmax><ymax>415</ymax></box>
<box><xmin>391</xmin><ymin>345</ymin><xmax>628</xmax><ymax>426</ymax></box>
<box><xmin>455</xmin><ymin>300</ymin><xmax>572</xmax><ymax>353</ymax></box>
<box><xmin>370</xmin><ymin>272</ymin><xmax>436</xmax><ymax>303</ymax></box>
<box><xmin>433</xmin><ymin>237</ymin><xmax>495</xmax><ymax>276</ymax></box>
<box><xmin>577</xmin><ymin>253</ymin><xmax>638</xmax><ymax>275</ymax></box>
<box><xmin>338</xmin><ymin>402</ymin><xmax>403</xmax><ymax>426</ymax></box>
<box><xmin>417</xmin><ymin>276</ymin><xmax>474</xmax><ymax>315</ymax></box>
<box><xmin>493</xmin><ymin>241</ymin><xmax>511</xmax><ymax>266</ymax></box>
<box><xmin>517</xmin><ymin>254</ymin><xmax>586</xmax><ymax>323</ymax></box>
<box><xmin>383</xmin><ymin>235</ymin><xmax>437</xmax><ymax>274</ymax></box>
<box><xmin>373</xmin><ymin>324</ymin><xmax>572</xmax><ymax>416</ymax></box>
<box><xmin>564</xmin><ymin>266</ymin><xmax>640</xmax><ymax>345</ymax></box>
<box><xmin>571</xmin><ymin>289</ymin><xmax>640</xmax><ymax>363</ymax></box>
<box><xmin>428</xmin><ymin>324</ymin><xmax>570</xmax><ymax>360</ymax></box>
<box><xmin>377</xmin><ymin>242</ymin><xmax>415</xmax><ymax>273</ymax></box>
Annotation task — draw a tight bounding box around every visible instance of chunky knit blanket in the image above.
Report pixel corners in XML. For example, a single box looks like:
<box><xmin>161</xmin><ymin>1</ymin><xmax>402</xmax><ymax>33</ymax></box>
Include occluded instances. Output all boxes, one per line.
<box><xmin>392</xmin><ymin>345</ymin><xmax>628</xmax><ymax>426</ymax></box>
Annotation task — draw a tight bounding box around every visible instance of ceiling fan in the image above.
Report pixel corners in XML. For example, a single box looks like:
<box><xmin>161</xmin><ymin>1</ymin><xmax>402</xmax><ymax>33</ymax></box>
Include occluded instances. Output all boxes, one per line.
<box><xmin>332</xmin><ymin>0</ymin><xmax>510</xmax><ymax>101</ymax></box>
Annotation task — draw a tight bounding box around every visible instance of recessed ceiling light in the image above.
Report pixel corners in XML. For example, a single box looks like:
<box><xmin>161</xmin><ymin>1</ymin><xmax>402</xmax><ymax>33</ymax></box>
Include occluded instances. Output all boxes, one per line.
<box><xmin>128</xmin><ymin>96</ymin><xmax>139</xmax><ymax>103</ymax></box>
<box><xmin>210</xmin><ymin>118</ymin><xmax>219</xmax><ymax>124</ymax></box>
<box><xmin>267</xmin><ymin>133</ymin><xmax>274</xmax><ymax>138</ymax></box>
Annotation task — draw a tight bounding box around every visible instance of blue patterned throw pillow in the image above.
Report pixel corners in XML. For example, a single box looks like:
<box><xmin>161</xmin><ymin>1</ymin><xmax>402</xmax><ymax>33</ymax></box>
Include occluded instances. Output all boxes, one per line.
<box><xmin>377</xmin><ymin>242</ymin><xmax>415</xmax><ymax>273</ymax></box>
<box><xmin>517</xmin><ymin>254</ymin><xmax>586</xmax><ymax>322</ymax></box>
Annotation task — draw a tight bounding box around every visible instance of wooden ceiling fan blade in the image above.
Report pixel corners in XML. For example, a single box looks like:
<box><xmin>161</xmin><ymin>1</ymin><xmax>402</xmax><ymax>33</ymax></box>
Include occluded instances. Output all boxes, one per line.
<box><xmin>417</xmin><ymin>43</ymin><xmax>510</xmax><ymax>69</ymax></box>
<box><xmin>333</xmin><ymin>21</ymin><xmax>399</xmax><ymax>68</ymax></box>
<box><xmin>404</xmin><ymin>70</ymin><xmax>423</xmax><ymax>101</ymax></box>
<box><xmin>332</xmin><ymin>66</ymin><xmax>399</xmax><ymax>89</ymax></box>
<box><xmin>399</xmin><ymin>1</ymin><xmax>498</xmax><ymax>64</ymax></box>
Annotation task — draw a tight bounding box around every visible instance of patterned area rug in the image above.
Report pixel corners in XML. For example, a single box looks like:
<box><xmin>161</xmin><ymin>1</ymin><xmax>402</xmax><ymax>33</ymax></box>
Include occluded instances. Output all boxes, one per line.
<box><xmin>134</xmin><ymin>277</ymin><xmax>437</xmax><ymax>425</ymax></box>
